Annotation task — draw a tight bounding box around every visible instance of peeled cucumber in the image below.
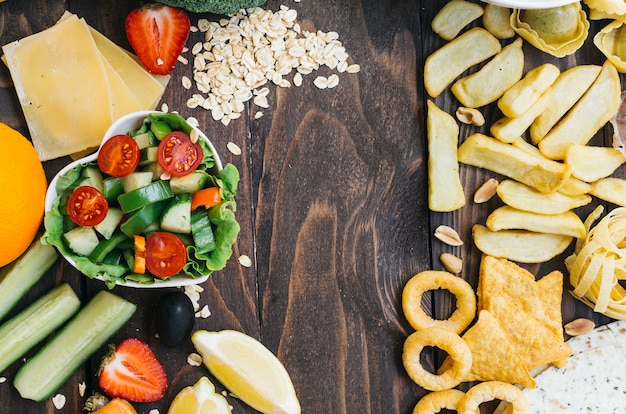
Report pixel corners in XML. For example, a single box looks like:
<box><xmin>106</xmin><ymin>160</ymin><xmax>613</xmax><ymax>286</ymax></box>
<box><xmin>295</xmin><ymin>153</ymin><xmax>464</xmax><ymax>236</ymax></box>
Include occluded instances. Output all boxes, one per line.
<box><xmin>0</xmin><ymin>283</ymin><xmax>80</xmax><ymax>373</ymax></box>
<box><xmin>14</xmin><ymin>290</ymin><xmax>136</xmax><ymax>401</ymax></box>
<box><xmin>0</xmin><ymin>237</ymin><xmax>58</xmax><ymax>322</ymax></box>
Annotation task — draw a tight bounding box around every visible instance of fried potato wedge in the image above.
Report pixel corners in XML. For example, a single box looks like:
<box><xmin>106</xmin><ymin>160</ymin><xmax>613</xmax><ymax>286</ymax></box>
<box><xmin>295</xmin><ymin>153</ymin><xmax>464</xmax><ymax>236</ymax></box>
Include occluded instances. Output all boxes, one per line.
<box><xmin>483</xmin><ymin>4</ymin><xmax>515</xmax><ymax>39</ymax></box>
<box><xmin>590</xmin><ymin>177</ymin><xmax>626</xmax><ymax>207</ymax></box>
<box><xmin>451</xmin><ymin>38</ymin><xmax>524</xmax><ymax>108</ymax></box>
<box><xmin>424</xmin><ymin>27</ymin><xmax>501</xmax><ymax>97</ymax></box>
<box><xmin>473</xmin><ymin>224</ymin><xmax>573</xmax><ymax>263</ymax></box>
<box><xmin>558</xmin><ymin>176</ymin><xmax>593</xmax><ymax>196</ymax></box>
<box><xmin>565</xmin><ymin>144</ymin><xmax>626</xmax><ymax>182</ymax></box>
<box><xmin>431</xmin><ymin>0</ymin><xmax>484</xmax><ymax>41</ymax></box>
<box><xmin>538</xmin><ymin>61</ymin><xmax>621</xmax><ymax>160</ymax></box>
<box><xmin>491</xmin><ymin>87</ymin><xmax>550</xmax><ymax>143</ymax></box>
<box><xmin>497</xmin><ymin>179</ymin><xmax>592</xmax><ymax>215</ymax></box>
<box><xmin>497</xmin><ymin>63</ymin><xmax>560</xmax><ymax>118</ymax></box>
<box><xmin>427</xmin><ymin>100</ymin><xmax>466</xmax><ymax>212</ymax></box>
<box><xmin>458</xmin><ymin>133</ymin><xmax>571</xmax><ymax>193</ymax></box>
<box><xmin>486</xmin><ymin>205</ymin><xmax>587</xmax><ymax>238</ymax></box>
<box><xmin>530</xmin><ymin>65</ymin><xmax>602</xmax><ymax>144</ymax></box>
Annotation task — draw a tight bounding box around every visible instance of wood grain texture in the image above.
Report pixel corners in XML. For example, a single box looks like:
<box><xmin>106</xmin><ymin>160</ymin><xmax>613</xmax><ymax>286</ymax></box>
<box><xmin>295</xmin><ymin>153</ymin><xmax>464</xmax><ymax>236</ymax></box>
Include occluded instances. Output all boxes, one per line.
<box><xmin>0</xmin><ymin>0</ymin><xmax>622</xmax><ymax>413</ymax></box>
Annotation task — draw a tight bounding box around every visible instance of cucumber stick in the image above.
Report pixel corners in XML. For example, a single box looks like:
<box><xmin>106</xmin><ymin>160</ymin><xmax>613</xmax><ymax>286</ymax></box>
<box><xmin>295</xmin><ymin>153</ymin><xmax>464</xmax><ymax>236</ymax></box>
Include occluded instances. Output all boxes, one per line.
<box><xmin>0</xmin><ymin>237</ymin><xmax>58</xmax><ymax>322</ymax></box>
<box><xmin>14</xmin><ymin>290</ymin><xmax>136</xmax><ymax>401</ymax></box>
<box><xmin>0</xmin><ymin>283</ymin><xmax>80</xmax><ymax>373</ymax></box>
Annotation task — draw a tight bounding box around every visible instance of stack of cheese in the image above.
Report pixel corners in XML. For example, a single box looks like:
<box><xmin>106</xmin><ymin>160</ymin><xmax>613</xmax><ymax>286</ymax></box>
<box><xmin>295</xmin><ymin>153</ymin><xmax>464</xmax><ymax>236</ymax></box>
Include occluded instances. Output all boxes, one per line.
<box><xmin>2</xmin><ymin>12</ymin><xmax>170</xmax><ymax>161</ymax></box>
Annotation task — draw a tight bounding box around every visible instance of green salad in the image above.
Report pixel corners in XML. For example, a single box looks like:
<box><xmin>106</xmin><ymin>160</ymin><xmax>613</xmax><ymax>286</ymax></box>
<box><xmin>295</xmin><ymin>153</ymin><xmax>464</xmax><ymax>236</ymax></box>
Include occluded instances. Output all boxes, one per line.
<box><xmin>43</xmin><ymin>113</ymin><xmax>240</xmax><ymax>288</ymax></box>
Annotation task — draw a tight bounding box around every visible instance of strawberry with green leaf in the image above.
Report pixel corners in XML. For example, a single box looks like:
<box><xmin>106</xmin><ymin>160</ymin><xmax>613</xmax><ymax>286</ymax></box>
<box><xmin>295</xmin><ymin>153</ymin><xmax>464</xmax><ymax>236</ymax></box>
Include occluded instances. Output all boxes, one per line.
<box><xmin>98</xmin><ymin>338</ymin><xmax>168</xmax><ymax>402</ymax></box>
<box><xmin>125</xmin><ymin>4</ymin><xmax>190</xmax><ymax>75</ymax></box>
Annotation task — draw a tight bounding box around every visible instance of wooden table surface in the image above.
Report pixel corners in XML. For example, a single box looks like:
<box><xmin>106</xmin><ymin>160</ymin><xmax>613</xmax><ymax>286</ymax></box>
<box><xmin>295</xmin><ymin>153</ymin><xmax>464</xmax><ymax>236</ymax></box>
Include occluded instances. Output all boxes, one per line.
<box><xmin>0</xmin><ymin>0</ymin><xmax>620</xmax><ymax>413</ymax></box>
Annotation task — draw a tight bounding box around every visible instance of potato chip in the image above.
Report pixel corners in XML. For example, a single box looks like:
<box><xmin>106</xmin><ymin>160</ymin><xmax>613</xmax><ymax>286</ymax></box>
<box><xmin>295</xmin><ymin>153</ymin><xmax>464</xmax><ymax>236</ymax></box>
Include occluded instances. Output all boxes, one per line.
<box><xmin>431</xmin><ymin>0</ymin><xmax>484</xmax><ymax>41</ymax></box>
<box><xmin>402</xmin><ymin>327</ymin><xmax>472</xmax><ymax>391</ymax></box>
<box><xmin>472</xmin><ymin>224</ymin><xmax>573</xmax><ymax>264</ymax></box>
<box><xmin>457</xmin><ymin>381</ymin><xmax>529</xmax><ymax>414</ymax></box>
<box><xmin>538</xmin><ymin>61</ymin><xmax>621</xmax><ymax>160</ymax></box>
<box><xmin>590</xmin><ymin>177</ymin><xmax>626</xmax><ymax>207</ymax></box>
<box><xmin>486</xmin><ymin>205</ymin><xmax>587</xmax><ymax>238</ymax></box>
<box><xmin>497</xmin><ymin>63</ymin><xmax>560</xmax><ymax>118</ymax></box>
<box><xmin>482</xmin><ymin>4</ymin><xmax>515</xmax><ymax>39</ymax></box>
<box><xmin>566</xmin><ymin>144</ymin><xmax>626</xmax><ymax>182</ymax></box>
<box><xmin>530</xmin><ymin>65</ymin><xmax>601</xmax><ymax>144</ymax></box>
<box><xmin>424</xmin><ymin>27</ymin><xmax>501</xmax><ymax>97</ymax></box>
<box><xmin>458</xmin><ymin>133</ymin><xmax>571</xmax><ymax>193</ymax></box>
<box><xmin>497</xmin><ymin>179</ymin><xmax>591</xmax><ymax>215</ymax></box>
<box><xmin>451</xmin><ymin>38</ymin><xmax>524</xmax><ymax>108</ymax></box>
<box><xmin>427</xmin><ymin>100</ymin><xmax>466</xmax><ymax>212</ymax></box>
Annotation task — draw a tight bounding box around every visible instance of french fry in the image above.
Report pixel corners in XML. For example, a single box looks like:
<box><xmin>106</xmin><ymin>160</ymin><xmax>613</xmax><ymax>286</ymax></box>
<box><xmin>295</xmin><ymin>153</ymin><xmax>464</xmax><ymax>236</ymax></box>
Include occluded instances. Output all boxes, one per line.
<box><xmin>427</xmin><ymin>100</ymin><xmax>466</xmax><ymax>212</ymax></box>
<box><xmin>497</xmin><ymin>179</ymin><xmax>592</xmax><ymax>215</ymax></box>
<box><xmin>558</xmin><ymin>176</ymin><xmax>593</xmax><ymax>196</ymax></box>
<box><xmin>530</xmin><ymin>65</ymin><xmax>602</xmax><ymax>144</ymax></box>
<box><xmin>538</xmin><ymin>61</ymin><xmax>621</xmax><ymax>160</ymax></box>
<box><xmin>491</xmin><ymin>87</ymin><xmax>550</xmax><ymax>143</ymax></box>
<box><xmin>590</xmin><ymin>177</ymin><xmax>626</xmax><ymax>207</ymax></box>
<box><xmin>473</xmin><ymin>224</ymin><xmax>573</xmax><ymax>263</ymax></box>
<box><xmin>486</xmin><ymin>205</ymin><xmax>587</xmax><ymax>238</ymax></box>
<box><xmin>424</xmin><ymin>27</ymin><xmax>501</xmax><ymax>97</ymax></box>
<box><xmin>482</xmin><ymin>4</ymin><xmax>515</xmax><ymax>39</ymax></box>
<box><xmin>565</xmin><ymin>144</ymin><xmax>626</xmax><ymax>182</ymax></box>
<box><xmin>431</xmin><ymin>0</ymin><xmax>484</xmax><ymax>41</ymax></box>
<box><xmin>457</xmin><ymin>133</ymin><xmax>571</xmax><ymax>193</ymax></box>
<box><xmin>451</xmin><ymin>38</ymin><xmax>524</xmax><ymax>109</ymax></box>
<box><xmin>497</xmin><ymin>63</ymin><xmax>560</xmax><ymax>118</ymax></box>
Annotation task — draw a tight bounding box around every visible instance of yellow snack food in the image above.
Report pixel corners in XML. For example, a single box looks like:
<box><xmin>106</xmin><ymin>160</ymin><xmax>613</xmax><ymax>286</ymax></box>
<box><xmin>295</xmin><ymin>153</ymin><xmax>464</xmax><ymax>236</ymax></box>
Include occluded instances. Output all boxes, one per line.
<box><xmin>457</xmin><ymin>381</ymin><xmax>529</xmax><ymax>414</ymax></box>
<box><xmin>496</xmin><ymin>179</ymin><xmax>591</xmax><ymax>215</ymax></box>
<box><xmin>497</xmin><ymin>63</ymin><xmax>560</xmax><ymax>118</ymax></box>
<box><xmin>486</xmin><ymin>205</ymin><xmax>587</xmax><ymax>239</ymax></box>
<box><xmin>566</xmin><ymin>144</ymin><xmax>626</xmax><ymax>182</ymax></box>
<box><xmin>431</xmin><ymin>0</ymin><xmax>484</xmax><ymax>41</ymax></box>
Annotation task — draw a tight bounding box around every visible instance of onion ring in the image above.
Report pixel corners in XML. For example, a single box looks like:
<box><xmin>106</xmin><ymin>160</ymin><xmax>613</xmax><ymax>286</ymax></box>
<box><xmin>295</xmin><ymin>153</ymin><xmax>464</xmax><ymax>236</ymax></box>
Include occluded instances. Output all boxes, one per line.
<box><xmin>402</xmin><ymin>270</ymin><xmax>476</xmax><ymax>334</ymax></box>
<box><xmin>412</xmin><ymin>389</ymin><xmax>479</xmax><ymax>414</ymax></box>
<box><xmin>402</xmin><ymin>327</ymin><xmax>472</xmax><ymax>391</ymax></box>
<box><xmin>457</xmin><ymin>381</ymin><xmax>528</xmax><ymax>414</ymax></box>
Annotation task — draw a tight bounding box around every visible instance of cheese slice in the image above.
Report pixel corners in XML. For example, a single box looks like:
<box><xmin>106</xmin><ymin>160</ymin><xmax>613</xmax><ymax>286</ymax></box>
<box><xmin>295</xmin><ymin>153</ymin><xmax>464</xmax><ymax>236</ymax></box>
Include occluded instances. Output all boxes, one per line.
<box><xmin>3</xmin><ymin>14</ymin><xmax>113</xmax><ymax>160</ymax></box>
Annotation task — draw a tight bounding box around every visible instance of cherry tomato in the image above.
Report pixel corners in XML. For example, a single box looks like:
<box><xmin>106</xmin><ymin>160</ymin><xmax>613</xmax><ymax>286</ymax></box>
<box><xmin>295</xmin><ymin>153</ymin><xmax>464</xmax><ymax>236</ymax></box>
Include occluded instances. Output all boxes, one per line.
<box><xmin>68</xmin><ymin>186</ymin><xmax>109</xmax><ymax>226</ymax></box>
<box><xmin>157</xmin><ymin>131</ymin><xmax>203</xmax><ymax>177</ymax></box>
<box><xmin>97</xmin><ymin>134</ymin><xmax>140</xmax><ymax>177</ymax></box>
<box><xmin>145</xmin><ymin>232</ymin><xmax>187</xmax><ymax>278</ymax></box>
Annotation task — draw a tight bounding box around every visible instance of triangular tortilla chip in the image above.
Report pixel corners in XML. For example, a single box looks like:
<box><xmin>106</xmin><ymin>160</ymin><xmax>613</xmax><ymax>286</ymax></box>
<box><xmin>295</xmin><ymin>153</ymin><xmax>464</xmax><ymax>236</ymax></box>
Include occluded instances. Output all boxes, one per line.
<box><xmin>487</xmin><ymin>294</ymin><xmax>572</xmax><ymax>369</ymax></box>
<box><xmin>461</xmin><ymin>310</ymin><xmax>536</xmax><ymax>388</ymax></box>
<box><xmin>478</xmin><ymin>255</ymin><xmax>537</xmax><ymax>312</ymax></box>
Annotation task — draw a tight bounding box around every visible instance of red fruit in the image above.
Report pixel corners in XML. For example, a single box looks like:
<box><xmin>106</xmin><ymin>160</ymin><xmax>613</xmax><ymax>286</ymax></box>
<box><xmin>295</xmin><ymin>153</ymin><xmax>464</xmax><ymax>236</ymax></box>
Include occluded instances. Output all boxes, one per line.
<box><xmin>125</xmin><ymin>4</ymin><xmax>190</xmax><ymax>75</ymax></box>
<box><xmin>98</xmin><ymin>338</ymin><xmax>168</xmax><ymax>402</ymax></box>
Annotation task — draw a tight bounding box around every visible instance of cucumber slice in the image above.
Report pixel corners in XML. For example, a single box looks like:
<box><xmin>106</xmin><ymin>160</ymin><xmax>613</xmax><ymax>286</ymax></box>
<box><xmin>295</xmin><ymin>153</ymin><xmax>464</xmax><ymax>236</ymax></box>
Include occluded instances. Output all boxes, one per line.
<box><xmin>123</xmin><ymin>171</ymin><xmax>154</xmax><ymax>193</ymax></box>
<box><xmin>0</xmin><ymin>238</ymin><xmax>58</xmax><ymax>322</ymax></box>
<box><xmin>161</xmin><ymin>194</ymin><xmax>192</xmax><ymax>234</ymax></box>
<box><xmin>0</xmin><ymin>283</ymin><xmax>80</xmax><ymax>373</ymax></box>
<box><xmin>81</xmin><ymin>166</ymin><xmax>104</xmax><ymax>192</ymax></box>
<box><xmin>13</xmin><ymin>290</ymin><xmax>136</xmax><ymax>401</ymax></box>
<box><xmin>191</xmin><ymin>210</ymin><xmax>216</xmax><ymax>253</ymax></box>
<box><xmin>139</xmin><ymin>147</ymin><xmax>158</xmax><ymax>166</ymax></box>
<box><xmin>94</xmin><ymin>207</ymin><xmax>124</xmax><ymax>239</ymax></box>
<box><xmin>133</xmin><ymin>132</ymin><xmax>152</xmax><ymax>150</ymax></box>
<box><xmin>63</xmin><ymin>226</ymin><xmax>100</xmax><ymax>256</ymax></box>
<box><xmin>170</xmin><ymin>171</ymin><xmax>209</xmax><ymax>195</ymax></box>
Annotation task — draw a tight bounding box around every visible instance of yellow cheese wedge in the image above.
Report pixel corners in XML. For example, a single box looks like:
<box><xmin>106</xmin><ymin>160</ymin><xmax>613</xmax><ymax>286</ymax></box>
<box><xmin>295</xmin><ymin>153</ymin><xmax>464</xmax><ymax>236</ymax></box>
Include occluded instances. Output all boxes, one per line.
<box><xmin>3</xmin><ymin>14</ymin><xmax>113</xmax><ymax>161</ymax></box>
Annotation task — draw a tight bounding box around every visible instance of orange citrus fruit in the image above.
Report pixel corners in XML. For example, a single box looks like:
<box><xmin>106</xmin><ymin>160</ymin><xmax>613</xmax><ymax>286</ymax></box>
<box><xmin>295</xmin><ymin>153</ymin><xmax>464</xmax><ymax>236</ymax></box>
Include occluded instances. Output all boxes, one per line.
<box><xmin>0</xmin><ymin>123</ymin><xmax>47</xmax><ymax>267</ymax></box>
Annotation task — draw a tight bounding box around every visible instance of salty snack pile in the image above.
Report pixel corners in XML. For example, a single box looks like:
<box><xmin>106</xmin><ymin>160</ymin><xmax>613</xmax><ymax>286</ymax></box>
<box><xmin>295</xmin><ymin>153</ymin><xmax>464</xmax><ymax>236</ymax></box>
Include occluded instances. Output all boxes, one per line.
<box><xmin>401</xmin><ymin>256</ymin><xmax>571</xmax><ymax>413</ymax></box>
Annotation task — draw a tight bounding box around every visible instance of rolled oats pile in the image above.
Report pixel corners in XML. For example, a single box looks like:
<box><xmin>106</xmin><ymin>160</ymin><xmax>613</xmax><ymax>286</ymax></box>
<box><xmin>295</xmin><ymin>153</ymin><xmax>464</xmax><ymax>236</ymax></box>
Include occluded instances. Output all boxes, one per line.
<box><xmin>181</xmin><ymin>5</ymin><xmax>360</xmax><ymax>125</ymax></box>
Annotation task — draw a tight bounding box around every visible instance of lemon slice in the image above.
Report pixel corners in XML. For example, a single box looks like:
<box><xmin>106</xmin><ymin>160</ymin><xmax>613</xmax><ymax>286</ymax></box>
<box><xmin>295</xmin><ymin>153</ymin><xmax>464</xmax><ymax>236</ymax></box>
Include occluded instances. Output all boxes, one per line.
<box><xmin>167</xmin><ymin>376</ymin><xmax>231</xmax><ymax>414</ymax></box>
<box><xmin>191</xmin><ymin>330</ymin><xmax>301</xmax><ymax>414</ymax></box>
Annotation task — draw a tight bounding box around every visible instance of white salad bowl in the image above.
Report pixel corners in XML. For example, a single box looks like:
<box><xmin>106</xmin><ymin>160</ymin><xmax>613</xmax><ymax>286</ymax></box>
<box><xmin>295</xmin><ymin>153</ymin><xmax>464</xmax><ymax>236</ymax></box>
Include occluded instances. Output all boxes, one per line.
<box><xmin>45</xmin><ymin>110</ymin><xmax>223</xmax><ymax>288</ymax></box>
<box><xmin>480</xmin><ymin>0</ymin><xmax>580</xmax><ymax>9</ymax></box>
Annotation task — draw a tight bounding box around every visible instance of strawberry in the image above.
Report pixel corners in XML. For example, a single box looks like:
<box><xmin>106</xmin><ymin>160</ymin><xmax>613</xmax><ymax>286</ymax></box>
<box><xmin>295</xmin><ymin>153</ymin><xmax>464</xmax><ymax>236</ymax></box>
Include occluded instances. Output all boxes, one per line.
<box><xmin>125</xmin><ymin>4</ymin><xmax>190</xmax><ymax>75</ymax></box>
<box><xmin>98</xmin><ymin>338</ymin><xmax>168</xmax><ymax>403</ymax></box>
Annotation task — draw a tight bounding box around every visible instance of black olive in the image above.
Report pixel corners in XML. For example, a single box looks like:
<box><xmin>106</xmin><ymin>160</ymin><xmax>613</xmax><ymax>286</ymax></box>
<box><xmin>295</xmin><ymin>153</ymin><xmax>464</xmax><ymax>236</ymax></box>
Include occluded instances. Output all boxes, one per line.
<box><xmin>155</xmin><ymin>290</ymin><xmax>195</xmax><ymax>347</ymax></box>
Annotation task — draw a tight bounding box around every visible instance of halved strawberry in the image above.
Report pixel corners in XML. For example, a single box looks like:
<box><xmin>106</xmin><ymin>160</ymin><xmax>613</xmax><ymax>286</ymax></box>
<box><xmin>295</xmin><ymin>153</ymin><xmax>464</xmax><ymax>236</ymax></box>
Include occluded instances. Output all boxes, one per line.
<box><xmin>125</xmin><ymin>4</ymin><xmax>190</xmax><ymax>75</ymax></box>
<box><xmin>98</xmin><ymin>338</ymin><xmax>168</xmax><ymax>402</ymax></box>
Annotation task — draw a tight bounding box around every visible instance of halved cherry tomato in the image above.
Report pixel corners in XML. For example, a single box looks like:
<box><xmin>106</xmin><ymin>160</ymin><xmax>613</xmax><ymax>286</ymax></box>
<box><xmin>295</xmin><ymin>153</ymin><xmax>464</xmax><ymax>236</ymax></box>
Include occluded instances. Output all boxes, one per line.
<box><xmin>191</xmin><ymin>187</ymin><xmax>221</xmax><ymax>210</ymax></box>
<box><xmin>98</xmin><ymin>134</ymin><xmax>140</xmax><ymax>177</ymax></box>
<box><xmin>157</xmin><ymin>131</ymin><xmax>203</xmax><ymax>177</ymax></box>
<box><xmin>68</xmin><ymin>186</ymin><xmax>109</xmax><ymax>226</ymax></box>
<box><xmin>145</xmin><ymin>232</ymin><xmax>187</xmax><ymax>278</ymax></box>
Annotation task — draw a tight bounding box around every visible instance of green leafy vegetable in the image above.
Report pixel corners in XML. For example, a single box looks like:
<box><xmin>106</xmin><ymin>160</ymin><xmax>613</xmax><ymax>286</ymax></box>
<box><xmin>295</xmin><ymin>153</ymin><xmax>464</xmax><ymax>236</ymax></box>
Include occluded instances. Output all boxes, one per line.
<box><xmin>156</xmin><ymin>0</ymin><xmax>267</xmax><ymax>15</ymax></box>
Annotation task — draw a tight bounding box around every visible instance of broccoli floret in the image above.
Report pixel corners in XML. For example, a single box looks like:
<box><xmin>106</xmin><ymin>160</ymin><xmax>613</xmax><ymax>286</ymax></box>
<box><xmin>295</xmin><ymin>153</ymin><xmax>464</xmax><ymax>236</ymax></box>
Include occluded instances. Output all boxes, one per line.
<box><xmin>157</xmin><ymin>0</ymin><xmax>267</xmax><ymax>15</ymax></box>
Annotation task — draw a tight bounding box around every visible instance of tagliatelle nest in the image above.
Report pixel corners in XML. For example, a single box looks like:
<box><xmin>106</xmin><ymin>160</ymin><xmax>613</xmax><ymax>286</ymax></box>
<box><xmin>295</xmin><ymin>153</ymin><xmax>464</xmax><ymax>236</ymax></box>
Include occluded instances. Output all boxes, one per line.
<box><xmin>511</xmin><ymin>3</ymin><xmax>589</xmax><ymax>57</ymax></box>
